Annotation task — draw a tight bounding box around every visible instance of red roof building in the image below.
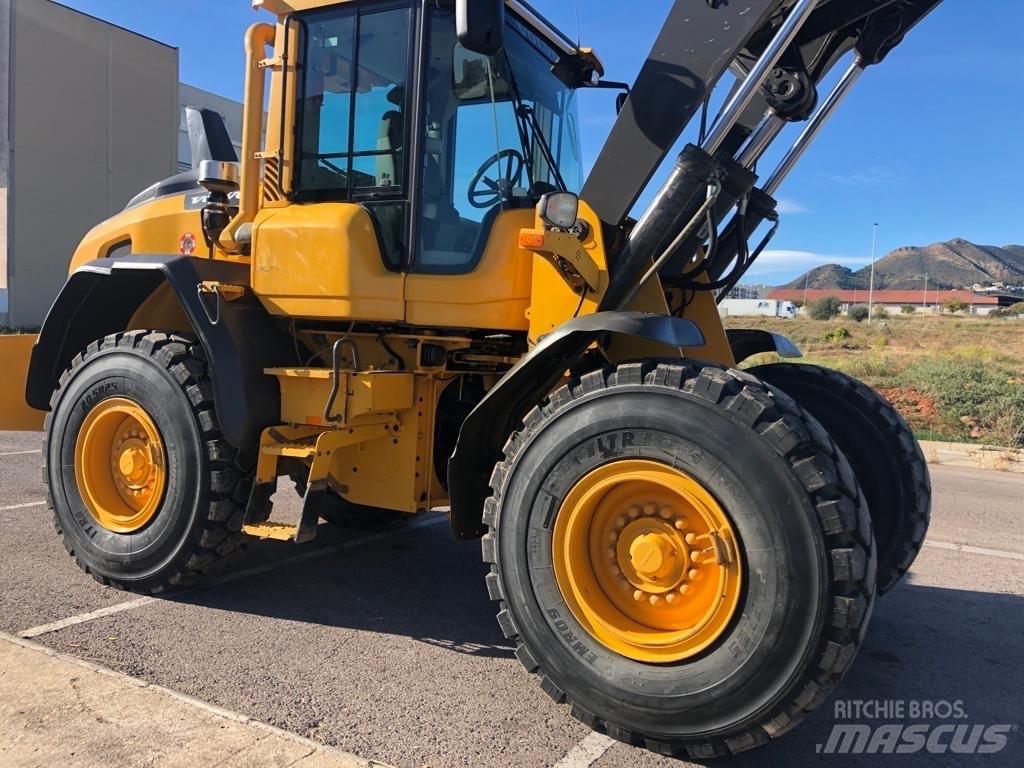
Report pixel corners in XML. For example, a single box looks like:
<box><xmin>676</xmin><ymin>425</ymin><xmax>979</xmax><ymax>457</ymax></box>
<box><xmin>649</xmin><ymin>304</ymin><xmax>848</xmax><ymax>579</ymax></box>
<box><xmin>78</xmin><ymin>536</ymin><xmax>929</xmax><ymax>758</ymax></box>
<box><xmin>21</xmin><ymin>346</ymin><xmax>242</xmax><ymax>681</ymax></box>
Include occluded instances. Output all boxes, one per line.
<box><xmin>768</xmin><ymin>288</ymin><xmax>1000</xmax><ymax>308</ymax></box>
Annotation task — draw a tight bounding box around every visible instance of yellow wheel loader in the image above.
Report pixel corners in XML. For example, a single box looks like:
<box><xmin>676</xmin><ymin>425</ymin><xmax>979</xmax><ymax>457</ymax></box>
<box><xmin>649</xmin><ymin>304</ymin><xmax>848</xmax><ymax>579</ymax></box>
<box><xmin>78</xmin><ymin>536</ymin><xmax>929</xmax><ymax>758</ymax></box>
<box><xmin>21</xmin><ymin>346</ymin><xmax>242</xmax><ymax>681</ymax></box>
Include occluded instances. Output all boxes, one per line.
<box><xmin>0</xmin><ymin>0</ymin><xmax>940</xmax><ymax>757</ymax></box>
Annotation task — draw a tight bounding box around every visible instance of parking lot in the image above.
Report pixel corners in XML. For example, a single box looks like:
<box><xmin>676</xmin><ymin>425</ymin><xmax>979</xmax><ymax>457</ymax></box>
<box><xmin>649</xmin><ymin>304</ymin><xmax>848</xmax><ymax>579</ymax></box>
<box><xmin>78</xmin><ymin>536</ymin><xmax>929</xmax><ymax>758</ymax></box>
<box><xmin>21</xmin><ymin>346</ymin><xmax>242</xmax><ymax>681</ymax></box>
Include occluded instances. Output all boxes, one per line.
<box><xmin>1</xmin><ymin>428</ymin><xmax>1021</xmax><ymax>768</ymax></box>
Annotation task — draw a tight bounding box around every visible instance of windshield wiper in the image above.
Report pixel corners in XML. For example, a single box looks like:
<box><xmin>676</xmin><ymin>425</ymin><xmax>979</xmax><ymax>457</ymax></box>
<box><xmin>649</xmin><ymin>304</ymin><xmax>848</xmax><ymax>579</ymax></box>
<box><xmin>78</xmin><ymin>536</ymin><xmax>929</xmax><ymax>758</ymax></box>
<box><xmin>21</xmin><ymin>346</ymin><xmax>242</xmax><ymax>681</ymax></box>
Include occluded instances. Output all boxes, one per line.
<box><xmin>503</xmin><ymin>52</ymin><xmax>568</xmax><ymax>193</ymax></box>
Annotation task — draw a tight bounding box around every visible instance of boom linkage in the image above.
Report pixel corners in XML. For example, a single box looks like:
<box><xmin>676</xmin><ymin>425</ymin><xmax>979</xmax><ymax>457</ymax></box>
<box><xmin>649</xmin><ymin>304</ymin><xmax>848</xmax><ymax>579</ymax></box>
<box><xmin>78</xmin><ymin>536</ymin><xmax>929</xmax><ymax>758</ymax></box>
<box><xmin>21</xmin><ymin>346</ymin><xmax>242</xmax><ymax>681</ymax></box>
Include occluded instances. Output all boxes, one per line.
<box><xmin>591</xmin><ymin>0</ymin><xmax>943</xmax><ymax>312</ymax></box>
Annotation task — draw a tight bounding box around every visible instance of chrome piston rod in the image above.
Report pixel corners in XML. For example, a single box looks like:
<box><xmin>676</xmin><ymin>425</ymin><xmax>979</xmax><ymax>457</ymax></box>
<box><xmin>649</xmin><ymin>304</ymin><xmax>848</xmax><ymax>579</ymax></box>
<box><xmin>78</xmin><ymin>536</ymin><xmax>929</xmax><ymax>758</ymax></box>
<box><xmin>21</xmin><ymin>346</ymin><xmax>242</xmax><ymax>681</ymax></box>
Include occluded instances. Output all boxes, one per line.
<box><xmin>764</xmin><ymin>59</ymin><xmax>866</xmax><ymax>196</ymax></box>
<box><xmin>735</xmin><ymin>114</ymin><xmax>786</xmax><ymax>168</ymax></box>
<box><xmin>701</xmin><ymin>0</ymin><xmax>822</xmax><ymax>156</ymax></box>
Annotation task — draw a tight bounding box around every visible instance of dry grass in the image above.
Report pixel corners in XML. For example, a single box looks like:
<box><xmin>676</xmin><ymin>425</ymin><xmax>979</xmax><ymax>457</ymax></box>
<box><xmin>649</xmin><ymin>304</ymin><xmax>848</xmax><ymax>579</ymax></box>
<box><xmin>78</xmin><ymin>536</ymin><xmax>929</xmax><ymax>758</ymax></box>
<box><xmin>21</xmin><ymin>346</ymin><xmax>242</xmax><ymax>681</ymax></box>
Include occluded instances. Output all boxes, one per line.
<box><xmin>726</xmin><ymin>314</ymin><xmax>1024</xmax><ymax>447</ymax></box>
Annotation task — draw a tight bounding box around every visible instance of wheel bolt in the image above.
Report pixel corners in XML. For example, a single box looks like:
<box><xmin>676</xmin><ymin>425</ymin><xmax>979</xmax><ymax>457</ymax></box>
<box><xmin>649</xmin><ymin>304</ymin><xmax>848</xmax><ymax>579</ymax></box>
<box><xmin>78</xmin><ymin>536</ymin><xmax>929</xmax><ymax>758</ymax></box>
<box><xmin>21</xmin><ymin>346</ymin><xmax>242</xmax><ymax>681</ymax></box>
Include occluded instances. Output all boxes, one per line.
<box><xmin>679</xmin><ymin>584</ymin><xmax>690</xmax><ymax>595</ymax></box>
<box><xmin>627</xmin><ymin>505</ymin><xmax>641</xmax><ymax>519</ymax></box>
<box><xmin>688</xmin><ymin>569</ymin><xmax>700</xmax><ymax>580</ymax></box>
<box><xmin>675</xmin><ymin>518</ymin><xmax>689</xmax><ymax>530</ymax></box>
<box><xmin>607</xmin><ymin>532</ymin><xmax>617</xmax><ymax>543</ymax></box>
<box><xmin>648</xmin><ymin>595</ymin><xmax>661</xmax><ymax>606</ymax></box>
<box><xmin>685</xmin><ymin>533</ymin><xmax>697</xmax><ymax>545</ymax></box>
<box><xmin>615</xmin><ymin>516</ymin><xmax>627</xmax><ymax>529</ymax></box>
<box><xmin>606</xmin><ymin>548</ymin><xmax>616</xmax><ymax>561</ymax></box>
<box><xmin>633</xmin><ymin>590</ymin><xmax>645</xmax><ymax>602</ymax></box>
<box><xmin>659</xmin><ymin>507</ymin><xmax>672</xmax><ymax>520</ymax></box>
<box><xmin>666</xmin><ymin>593</ymin><xmax>679</xmax><ymax>604</ymax></box>
<box><xmin>643</xmin><ymin>502</ymin><xmax>657</xmax><ymax>516</ymax></box>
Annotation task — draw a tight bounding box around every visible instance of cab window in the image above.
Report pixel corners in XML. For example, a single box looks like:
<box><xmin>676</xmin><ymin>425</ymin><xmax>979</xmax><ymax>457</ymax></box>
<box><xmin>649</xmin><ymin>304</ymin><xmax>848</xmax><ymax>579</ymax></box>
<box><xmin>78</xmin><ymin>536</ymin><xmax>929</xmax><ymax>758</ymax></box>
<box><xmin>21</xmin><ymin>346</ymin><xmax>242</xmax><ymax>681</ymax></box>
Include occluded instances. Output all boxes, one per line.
<box><xmin>294</xmin><ymin>2</ymin><xmax>412</xmax><ymax>268</ymax></box>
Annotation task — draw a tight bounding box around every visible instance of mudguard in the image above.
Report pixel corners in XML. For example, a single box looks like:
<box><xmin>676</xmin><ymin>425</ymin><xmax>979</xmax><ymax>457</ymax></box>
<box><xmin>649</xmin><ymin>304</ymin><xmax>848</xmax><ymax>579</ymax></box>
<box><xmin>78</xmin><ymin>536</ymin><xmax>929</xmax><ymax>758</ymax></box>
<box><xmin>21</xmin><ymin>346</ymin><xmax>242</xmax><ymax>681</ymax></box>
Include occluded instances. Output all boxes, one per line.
<box><xmin>726</xmin><ymin>329</ymin><xmax>802</xmax><ymax>364</ymax></box>
<box><xmin>26</xmin><ymin>255</ymin><xmax>295</xmax><ymax>448</ymax></box>
<box><xmin>447</xmin><ymin>312</ymin><xmax>705</xmax><ymax>539</ymax></box>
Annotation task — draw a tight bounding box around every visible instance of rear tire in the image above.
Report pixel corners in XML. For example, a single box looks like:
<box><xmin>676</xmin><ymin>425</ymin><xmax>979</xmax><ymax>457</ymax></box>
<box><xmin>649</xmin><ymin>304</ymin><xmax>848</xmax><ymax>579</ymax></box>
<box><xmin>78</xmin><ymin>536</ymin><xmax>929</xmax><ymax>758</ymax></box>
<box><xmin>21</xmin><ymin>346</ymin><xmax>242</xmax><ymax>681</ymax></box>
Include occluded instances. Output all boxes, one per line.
<box><xmin>45</xmin><ymin>331</ymin><xmax>253</xmax><ymax>594</ymax></box>
<box><xmin>749</xmin><ymin>363</ymin><xmax>930</xmax><ymax>594</ymax></box>
<box><xmin>483</xmin><ymin>361</ymin><xmax>876</xmax><ymax>758</ymax></box>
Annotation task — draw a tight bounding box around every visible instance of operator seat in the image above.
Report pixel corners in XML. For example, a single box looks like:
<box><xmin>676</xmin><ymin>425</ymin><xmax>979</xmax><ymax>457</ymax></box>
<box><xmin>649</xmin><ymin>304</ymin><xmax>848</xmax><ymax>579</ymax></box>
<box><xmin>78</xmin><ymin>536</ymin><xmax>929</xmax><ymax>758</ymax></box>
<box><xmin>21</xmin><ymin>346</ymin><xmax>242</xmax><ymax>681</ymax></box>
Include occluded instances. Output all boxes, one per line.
<box><xmin>376</xmin><ymin>86</ymin><xmax>405</xmax><ymax>188</ymax></box>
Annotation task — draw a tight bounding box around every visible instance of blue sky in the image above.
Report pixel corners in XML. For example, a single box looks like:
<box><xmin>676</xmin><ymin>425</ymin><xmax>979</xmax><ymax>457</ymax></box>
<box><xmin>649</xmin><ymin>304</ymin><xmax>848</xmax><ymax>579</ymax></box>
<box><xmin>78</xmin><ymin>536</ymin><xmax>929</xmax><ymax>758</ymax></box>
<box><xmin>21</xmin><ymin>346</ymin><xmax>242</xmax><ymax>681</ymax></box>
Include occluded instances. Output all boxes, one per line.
<box><xmin>56</xmin><ymin>0</ymin><xmax>1024</xmax><ymax>285</ymax></box>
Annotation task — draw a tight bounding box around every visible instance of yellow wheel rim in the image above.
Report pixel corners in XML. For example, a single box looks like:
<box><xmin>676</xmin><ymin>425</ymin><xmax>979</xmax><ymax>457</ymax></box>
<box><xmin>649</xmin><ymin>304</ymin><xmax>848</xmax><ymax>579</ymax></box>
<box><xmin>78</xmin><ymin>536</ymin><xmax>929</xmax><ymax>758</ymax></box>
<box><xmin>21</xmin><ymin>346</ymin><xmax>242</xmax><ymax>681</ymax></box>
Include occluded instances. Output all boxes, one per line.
<box><xmin>552</xmin><ymin>460</ymin><xmax>743</xmax><ymax>663</ymax></box>
<box><xmin>74</xmin><ymin>398</ymin><xmax>167</xmax><ymax>534</ymax></box>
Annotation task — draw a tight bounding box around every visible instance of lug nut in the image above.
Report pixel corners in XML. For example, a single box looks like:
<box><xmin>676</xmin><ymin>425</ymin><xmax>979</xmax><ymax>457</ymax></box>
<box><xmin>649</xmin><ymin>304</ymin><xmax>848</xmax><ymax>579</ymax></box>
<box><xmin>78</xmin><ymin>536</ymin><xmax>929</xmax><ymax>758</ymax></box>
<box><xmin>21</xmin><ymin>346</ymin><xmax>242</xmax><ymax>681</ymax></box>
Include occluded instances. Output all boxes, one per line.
<box><xmin>659</xmin><ymin>507</ymin><xmax>672</xmax><ymax>520</ymax></box>
<box><xmin>642</xmin><ymin>502</ymin><xmax>657</xmax><ymax>517</ymax></box>
<box><xmin>633</xmin><ymin>590</ymin><xmax>645</xmax><ymax>602</ymax></box>
<box><xmin>648</xmin><ymin>595</ymin><xmax>661</xmax><ymax>606</ymax></box>
<box><xmin>606</xmin><ymin>548</ymin><xmax>616</xmax><ymax>561</ymax></box>
<box><xmin>679</xmin><ymin>584</ymin><xmax>691</xmax><ymax>595</ymax></box>
<box><xmin>615</xmin><ymin>515</ymin><xmax>627</xmax><ymax>529</ymax></box>
<box><xmin>627</xmin><ymin>505</ymin><xmax>641</xmax><ymax>519</ymax></box>
<box><xmin>666</xmin><ymin>593</ymin><xmax>679</xmax><ymax>604</ymax></box>
<box><xmin>675</xmin><ymin>518</ymin><xmax>689</xmax><ymax>530</ymax></box>
<box><xmin>688</xmin><ymin>569</ymin><xmax>700</xmax><ymax>580</ymax></box>
<box><xmin>685</xmin><ymin>533</ymin><xmax>697</xmax><ymax>545</ymax></box>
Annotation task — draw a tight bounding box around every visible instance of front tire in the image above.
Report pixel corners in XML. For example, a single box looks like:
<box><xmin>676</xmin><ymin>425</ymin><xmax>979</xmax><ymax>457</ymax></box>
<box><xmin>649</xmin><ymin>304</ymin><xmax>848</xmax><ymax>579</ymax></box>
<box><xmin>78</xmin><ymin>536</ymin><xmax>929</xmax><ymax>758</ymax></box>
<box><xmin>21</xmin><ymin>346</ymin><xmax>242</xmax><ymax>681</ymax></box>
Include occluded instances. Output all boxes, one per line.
<box><xmin>749</xmin><ymin>363</ymin><xmax>930</xmax><ymax>594</ymax></box>
<box><xmin>483</xmin><ymin>362</ymin><xmax>876</xmax><ymax>758</ymax></box>
<box><xmin>45</xmin><ymin>331</ymin><xmax>253</xmax><ymax>594</ymax></box>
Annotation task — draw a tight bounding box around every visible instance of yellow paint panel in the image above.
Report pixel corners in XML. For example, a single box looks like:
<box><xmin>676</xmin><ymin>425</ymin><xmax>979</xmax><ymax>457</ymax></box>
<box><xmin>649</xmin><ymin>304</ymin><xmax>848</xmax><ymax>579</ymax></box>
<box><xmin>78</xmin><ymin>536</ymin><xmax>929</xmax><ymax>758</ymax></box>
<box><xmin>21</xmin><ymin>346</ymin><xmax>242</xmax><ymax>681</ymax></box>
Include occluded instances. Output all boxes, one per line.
<box><xmin>526</xmin><ymin>200</ymin><xmax>609</xmax><ymax>341</ymax></box>
<box><xmin>70</xmin><ymin>195</ymin><xmax>216</xmax><ymax>272</ymax></box>
<box><xmin>0</xmin><ymin>336</ymin><xmax>45</xmax><ymax>431</ymax></box>
<box><xmin>404</xmin><ymin>209</ymin><xmax>535</xmax><ymax>332</ymax></box>
<box><xmin>252</xmin><ymin>204</ymin><xmax>405</xmax><ymax>322</ymax></box>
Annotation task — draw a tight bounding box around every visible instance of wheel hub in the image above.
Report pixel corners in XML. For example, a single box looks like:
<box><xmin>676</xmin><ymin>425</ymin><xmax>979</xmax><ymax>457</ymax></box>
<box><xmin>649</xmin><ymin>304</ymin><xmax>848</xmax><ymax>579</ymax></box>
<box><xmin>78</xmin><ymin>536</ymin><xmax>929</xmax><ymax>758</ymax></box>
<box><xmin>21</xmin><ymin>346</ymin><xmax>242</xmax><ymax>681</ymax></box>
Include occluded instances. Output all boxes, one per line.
<box><xmin>552</xmin><ymin>460</ymin><xmax>743</xmax><ymax>663</ymax></box>
<box><xmin>75</xmin><ymin>398</ymin><xmax>167</xmax><ymax>534</ymax></box>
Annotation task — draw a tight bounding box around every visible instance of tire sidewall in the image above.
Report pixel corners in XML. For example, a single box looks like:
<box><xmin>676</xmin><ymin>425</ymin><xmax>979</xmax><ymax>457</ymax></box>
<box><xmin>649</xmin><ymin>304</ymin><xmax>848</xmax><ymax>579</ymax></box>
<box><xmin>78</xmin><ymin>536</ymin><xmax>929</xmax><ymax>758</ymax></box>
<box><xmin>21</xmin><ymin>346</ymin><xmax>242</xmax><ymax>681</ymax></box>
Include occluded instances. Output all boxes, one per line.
<box><xmin>497</xmin><ymin>385</ymin><xmax>831</xmax><ymax>738</ymax></box>
<box><xmin>48</xmin><ymin>347</ymin><xmax>206</xmax><ymax>584</ymax></box>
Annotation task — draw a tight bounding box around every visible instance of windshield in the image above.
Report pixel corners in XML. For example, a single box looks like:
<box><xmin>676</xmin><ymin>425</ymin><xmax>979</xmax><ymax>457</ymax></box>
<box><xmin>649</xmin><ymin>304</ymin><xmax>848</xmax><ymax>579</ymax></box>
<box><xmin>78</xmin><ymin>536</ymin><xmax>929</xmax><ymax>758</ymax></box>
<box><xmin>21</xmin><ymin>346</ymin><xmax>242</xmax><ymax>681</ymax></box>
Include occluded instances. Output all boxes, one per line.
<box><xmin>417</xmin><ymin>9</ymin><xmax>583</xmax><ymax>273</ymax></box>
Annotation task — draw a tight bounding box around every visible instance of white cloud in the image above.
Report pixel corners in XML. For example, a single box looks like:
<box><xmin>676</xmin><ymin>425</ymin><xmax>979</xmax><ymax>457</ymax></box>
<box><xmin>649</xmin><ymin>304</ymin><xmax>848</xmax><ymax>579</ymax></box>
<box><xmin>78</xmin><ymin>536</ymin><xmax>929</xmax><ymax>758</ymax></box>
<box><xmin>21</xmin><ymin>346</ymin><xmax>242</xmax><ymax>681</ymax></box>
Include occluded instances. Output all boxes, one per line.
<box><xmin>741</xmin><ymin>250</ymin><xmax>873</xmax><ymax>283</ymax></box>
<box><xmin>775</xmin><ymin>198</ymin><xmax>809</xmax><ymax>215</ymax></box>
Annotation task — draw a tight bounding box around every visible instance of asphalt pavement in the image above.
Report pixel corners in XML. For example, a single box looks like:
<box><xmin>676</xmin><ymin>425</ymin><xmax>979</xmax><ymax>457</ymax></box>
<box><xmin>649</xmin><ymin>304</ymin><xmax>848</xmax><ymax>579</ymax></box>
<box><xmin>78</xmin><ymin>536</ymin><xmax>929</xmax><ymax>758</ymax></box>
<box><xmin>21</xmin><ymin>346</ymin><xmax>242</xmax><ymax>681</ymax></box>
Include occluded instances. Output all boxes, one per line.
<box><xmin>0</xmin><ymin>429</ymin><xmax>1021</xmax><ymax>768</ymax></box>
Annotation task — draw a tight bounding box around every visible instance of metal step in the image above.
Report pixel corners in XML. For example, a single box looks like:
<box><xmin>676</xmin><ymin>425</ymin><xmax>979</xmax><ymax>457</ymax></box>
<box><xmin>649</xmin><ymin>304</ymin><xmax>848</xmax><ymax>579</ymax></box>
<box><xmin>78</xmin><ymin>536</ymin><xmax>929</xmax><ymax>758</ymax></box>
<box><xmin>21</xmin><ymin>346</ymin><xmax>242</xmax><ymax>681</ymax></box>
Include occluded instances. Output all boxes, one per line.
<box><xmin>241</xmin><ymin>521</ymin><xmax>301</xmax><ymax>542</ymax></box>
<box><xmin>263</xmin><ymin>441</ymin><xmax>317</xmax><ymax>459</ymax></box>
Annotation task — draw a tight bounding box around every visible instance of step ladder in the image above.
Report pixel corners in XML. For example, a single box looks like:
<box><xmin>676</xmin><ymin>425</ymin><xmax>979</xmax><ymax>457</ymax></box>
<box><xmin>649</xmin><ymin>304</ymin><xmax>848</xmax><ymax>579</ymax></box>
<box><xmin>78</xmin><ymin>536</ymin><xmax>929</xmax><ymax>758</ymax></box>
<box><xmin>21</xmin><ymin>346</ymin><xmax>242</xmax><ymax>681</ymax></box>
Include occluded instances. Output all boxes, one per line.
<box><xmin>242</xmin><ymin>423</ymin><xmax>391</xmax><ymax>543</ymax></box>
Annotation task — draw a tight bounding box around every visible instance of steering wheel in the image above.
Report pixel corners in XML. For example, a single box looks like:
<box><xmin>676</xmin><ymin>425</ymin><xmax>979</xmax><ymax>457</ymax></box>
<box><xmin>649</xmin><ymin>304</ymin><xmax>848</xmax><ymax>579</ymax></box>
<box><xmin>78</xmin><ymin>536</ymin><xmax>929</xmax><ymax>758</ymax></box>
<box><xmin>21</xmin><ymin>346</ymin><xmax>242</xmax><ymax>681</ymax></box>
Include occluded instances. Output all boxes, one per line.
<box><xmin>468</xmin><ymin>149</ymin><xmax>526</xmax><ymax>209</ymax></box>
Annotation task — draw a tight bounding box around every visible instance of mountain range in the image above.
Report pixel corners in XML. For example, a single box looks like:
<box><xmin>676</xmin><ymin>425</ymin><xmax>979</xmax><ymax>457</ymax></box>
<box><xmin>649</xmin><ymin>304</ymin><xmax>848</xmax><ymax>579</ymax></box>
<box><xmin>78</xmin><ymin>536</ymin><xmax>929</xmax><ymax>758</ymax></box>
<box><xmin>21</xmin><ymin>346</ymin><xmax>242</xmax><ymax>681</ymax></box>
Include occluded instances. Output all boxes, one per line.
<box><xmin>782</xmin><ymin>239</ymin><xmax>1024</xmax><ymax>291</ymax></box>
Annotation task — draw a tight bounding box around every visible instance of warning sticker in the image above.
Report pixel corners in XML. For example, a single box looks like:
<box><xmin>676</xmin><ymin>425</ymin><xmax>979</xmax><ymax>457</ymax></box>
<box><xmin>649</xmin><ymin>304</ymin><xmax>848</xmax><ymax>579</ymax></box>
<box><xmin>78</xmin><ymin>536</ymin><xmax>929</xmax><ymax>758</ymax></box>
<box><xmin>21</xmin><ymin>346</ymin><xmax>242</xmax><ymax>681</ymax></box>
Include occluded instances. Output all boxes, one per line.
<box><xmin>180</xmin><ymin>232</ymin><xmax>198</xmax><ymax>256</ymax></box>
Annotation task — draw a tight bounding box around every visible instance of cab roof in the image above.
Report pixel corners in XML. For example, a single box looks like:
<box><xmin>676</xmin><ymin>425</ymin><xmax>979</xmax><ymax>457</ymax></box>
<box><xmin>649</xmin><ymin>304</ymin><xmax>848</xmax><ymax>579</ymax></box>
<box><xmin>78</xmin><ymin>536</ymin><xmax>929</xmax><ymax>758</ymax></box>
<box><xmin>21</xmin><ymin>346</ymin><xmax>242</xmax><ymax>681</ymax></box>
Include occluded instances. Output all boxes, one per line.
<box><xmin>253</xmin><ymin>0</ymin><xmax>578</xmax><ymax>57</ymax></box>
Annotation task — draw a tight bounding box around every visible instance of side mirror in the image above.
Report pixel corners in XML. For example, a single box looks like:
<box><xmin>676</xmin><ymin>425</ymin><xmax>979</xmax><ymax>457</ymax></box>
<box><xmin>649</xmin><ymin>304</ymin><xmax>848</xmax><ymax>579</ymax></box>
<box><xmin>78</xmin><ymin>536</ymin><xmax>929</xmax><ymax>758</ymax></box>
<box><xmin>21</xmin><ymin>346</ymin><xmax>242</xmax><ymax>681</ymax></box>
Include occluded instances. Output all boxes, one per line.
<box><xmin>456</xmin><ymin>0</ymin><xmax>505</xmax><ymax>56</ymax></box>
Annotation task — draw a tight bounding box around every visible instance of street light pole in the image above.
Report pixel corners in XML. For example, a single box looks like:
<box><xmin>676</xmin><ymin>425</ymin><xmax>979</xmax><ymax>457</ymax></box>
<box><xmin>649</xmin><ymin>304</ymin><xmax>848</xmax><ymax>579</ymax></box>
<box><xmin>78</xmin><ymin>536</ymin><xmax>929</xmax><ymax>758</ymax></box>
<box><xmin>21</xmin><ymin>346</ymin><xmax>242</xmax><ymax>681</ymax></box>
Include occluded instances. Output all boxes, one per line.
<box><xmin>868</xmin><ymin>222</ymin><xmax>878</xmax><ymax>324</ymax></box>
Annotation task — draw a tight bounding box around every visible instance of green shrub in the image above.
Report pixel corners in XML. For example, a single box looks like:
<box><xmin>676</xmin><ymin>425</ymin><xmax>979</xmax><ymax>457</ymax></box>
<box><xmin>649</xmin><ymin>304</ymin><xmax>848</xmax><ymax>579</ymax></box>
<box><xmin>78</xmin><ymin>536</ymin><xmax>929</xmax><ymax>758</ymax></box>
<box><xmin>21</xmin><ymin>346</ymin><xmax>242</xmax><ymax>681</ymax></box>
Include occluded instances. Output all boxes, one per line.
<box><xmin>872</xmin><ymin>305</ymin><xmax>889</xmax><ymax>319</ymax></box>
<box><xmin>820</xmin><ymin>326</ymin><xmax>852</xmax><ymax>346</ymax></box>
<box><xmin>942</xmin><ymin>298</ymin><xmax>970</xmax><ymax>314</ymax></box>
<box><xmin>900</xmin><ymin>304</ymin><xmax>917</xmax><ymax>315</ymax></box>
<box><xmin>1008</xmin><ymin>302</ymin><xmax>1024</xmax><ymax>316</ymax></box>
<box><xmin>809</xmin><ymin>296</ymin><xmax>842</xmax><ymax>320</ymax></box>
<box><xmin>848</xmin><ymin>304</ymin><xmax>870</xmax><ymax>322</ymax></box>
<box><xmin>901</xmin><ymin>359</ymin><xmax>1024</xmax><ymax>446</ymax></box>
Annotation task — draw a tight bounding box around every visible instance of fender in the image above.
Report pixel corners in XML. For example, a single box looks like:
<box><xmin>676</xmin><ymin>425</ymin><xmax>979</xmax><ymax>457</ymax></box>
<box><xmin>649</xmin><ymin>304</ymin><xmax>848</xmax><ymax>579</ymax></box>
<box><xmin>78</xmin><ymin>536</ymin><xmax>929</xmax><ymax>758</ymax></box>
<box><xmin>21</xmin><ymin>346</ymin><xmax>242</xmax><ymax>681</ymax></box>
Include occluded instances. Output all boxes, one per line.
<box><xmin>726</xmin><ymin>328</ymin><xmax>802</xmax><ymax>364</ymax></box>
<box><xmin>447</xmin><ymin>312</ymin><xmax>705</xmax><ymax>539</ymax></box>
<box><xmin>27</xmin><ymin>255</ymin><xmax>295</xmax><ymax>448</ymax></box>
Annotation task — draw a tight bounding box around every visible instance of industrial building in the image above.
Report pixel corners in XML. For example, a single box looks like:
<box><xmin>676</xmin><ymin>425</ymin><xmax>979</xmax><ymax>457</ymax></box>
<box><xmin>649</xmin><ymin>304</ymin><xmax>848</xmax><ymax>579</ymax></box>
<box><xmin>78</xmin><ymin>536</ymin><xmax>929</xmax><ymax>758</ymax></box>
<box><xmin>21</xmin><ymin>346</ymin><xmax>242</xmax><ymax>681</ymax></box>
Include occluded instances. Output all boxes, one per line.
<box><xmin>768</xmin><ymin>288</ymin><xmax>1020</xmax><ymax>316</ymax></box>
<box><xmin>1</xmin><ymin>0</ymin><xmax>244</xmax><ymax>327</ymax></box>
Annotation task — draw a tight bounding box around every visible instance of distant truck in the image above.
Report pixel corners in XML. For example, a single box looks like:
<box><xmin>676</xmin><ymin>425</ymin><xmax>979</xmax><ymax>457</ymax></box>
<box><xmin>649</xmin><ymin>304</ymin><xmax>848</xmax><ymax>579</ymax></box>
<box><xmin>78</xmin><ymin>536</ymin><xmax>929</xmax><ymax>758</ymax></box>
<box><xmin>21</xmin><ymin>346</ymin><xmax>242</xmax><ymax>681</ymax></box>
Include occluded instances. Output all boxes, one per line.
<box><xmin>719</xmin><ymin>298</ymin><xmax>799</xmax><ymax>319</ymax></box>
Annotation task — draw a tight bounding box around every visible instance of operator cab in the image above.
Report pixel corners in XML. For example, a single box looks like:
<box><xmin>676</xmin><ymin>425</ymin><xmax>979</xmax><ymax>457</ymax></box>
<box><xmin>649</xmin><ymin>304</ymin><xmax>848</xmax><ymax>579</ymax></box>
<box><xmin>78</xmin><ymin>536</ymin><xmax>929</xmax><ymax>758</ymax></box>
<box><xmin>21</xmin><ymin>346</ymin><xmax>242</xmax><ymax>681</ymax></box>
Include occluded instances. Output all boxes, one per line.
<box><xmin>282</xmin><ymin>0</ymin><xmax>588</xmax><ymax>271</ymax></box>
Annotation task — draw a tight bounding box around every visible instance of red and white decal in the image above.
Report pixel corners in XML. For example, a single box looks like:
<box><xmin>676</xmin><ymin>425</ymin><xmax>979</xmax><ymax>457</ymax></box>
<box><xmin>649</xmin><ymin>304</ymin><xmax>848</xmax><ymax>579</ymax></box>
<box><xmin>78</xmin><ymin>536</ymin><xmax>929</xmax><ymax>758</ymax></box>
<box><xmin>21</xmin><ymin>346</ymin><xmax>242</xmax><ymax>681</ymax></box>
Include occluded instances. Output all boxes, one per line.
<box><xmin>180</xmin><ymin>232</ymin><xmax>198</xmax><ymax>256</ymax></box>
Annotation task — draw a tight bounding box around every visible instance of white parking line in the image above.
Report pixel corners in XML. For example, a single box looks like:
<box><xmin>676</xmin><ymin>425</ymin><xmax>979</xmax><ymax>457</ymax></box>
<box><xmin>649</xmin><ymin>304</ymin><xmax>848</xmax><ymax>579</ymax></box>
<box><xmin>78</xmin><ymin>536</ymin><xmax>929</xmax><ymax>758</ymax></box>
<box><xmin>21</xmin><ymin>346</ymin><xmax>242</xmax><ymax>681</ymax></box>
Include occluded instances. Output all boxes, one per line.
<box><xmin>0</xmin><ymin>449</ymin><xmax>42</xmax><ymax>457</ymax></box>
<box><xmin>0</xmin><ymin>500</ymin><xmax>46</xmax><ymax>511</ymax></box>
<box><xmin>17</xmin><ymin>514</ymin><xmax>448</xmax><ymax>639</ymax></box>
<box><xmin>924</xmin><ymin>540</ymin><xmax>1024</xmax><ymax>562</ymax></box>
<box><xmin>19</xmin><ymin>598</ymin><xmax>157</xmax><ymax>639</ymax></box>
<box><xmin>553</xmin><ymin>732</ymin><xmax>615</xmax><ymax>768</ymax></box>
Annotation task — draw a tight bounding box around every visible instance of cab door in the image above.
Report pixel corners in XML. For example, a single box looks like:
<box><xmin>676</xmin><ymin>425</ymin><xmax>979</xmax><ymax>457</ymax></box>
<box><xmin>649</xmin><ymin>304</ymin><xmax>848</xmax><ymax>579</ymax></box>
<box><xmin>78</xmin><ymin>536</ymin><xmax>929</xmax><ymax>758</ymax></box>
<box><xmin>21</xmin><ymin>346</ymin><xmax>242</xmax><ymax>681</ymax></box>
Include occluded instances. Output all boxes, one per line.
<box><xmin>253</xmin><ymin>1</ymin><xmax>414</xmax><ymax>322</ymax></box>
<box><xmin>403</xmin><ymin>5</ymin><xmax>536</xmax><ymax>333</ymax></box>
